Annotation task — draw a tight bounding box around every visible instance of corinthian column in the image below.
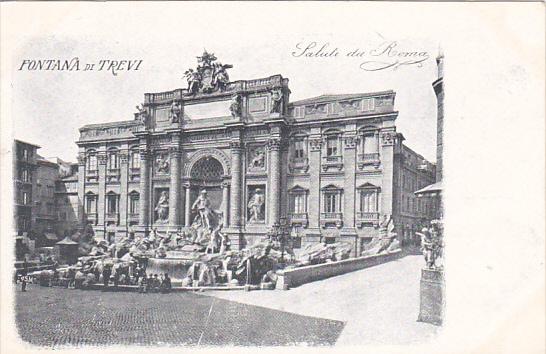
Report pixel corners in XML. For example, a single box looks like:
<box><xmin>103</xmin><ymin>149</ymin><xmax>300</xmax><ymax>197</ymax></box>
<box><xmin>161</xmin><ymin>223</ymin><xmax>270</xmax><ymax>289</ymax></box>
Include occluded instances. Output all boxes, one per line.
<box><xmin>267</xmin><ymin>138</ymin><xmax>281</xmax><ymax>226</ymax></box>
<box><xmin>229</xmin><ymin>141</ymin><xmax>243</xmax><ymax>228</ymax></box>
<box><xmin>168</xmin><ymin>146</ymin><xmax>181</xmax><ymax>227</ymax></box>
<box><xmin>221</xmin><ymin>181</ymin><xmax>230</xmax><ymax>228</ymax></box>
<box><xmin>139</xmin><ymin>150</ymin><xmax>151</xmax><ymax>226</ymax></box>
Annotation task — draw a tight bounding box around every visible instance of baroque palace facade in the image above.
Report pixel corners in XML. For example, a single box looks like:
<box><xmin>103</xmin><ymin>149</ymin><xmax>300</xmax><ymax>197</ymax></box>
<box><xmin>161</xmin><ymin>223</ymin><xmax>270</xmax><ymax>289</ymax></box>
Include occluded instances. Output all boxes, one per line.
<box><xmin>76</xmin><ymin>52</ymin><xmax>435</xmax><ymax>256</ymax></box>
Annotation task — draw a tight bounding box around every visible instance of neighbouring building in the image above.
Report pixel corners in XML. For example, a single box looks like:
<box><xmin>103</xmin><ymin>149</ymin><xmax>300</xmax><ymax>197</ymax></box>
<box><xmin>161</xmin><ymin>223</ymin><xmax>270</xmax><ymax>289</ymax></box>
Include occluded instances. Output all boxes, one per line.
<box><xmin>55</xmin><ymin>161</ymin><xmax>81</xmax><ymax>238</ymax></box>
<box><xmin>415</xmin><ymin>51</ymin><xmax>444</xmax><ymax>219</ymax></box>
<box><xmin>13</xmin><ymin>140</ymin><xmax>40</xmax><ymax>259</ymax></box>
<box><xmin>75</xmin><ymin>51</ymin><xmax>436</xmax><ymax>256</ymax></box>
<box><xmin>33</xmin><ymin>157</ymin><xmax>60</xmax><ymax>246</ymax></box>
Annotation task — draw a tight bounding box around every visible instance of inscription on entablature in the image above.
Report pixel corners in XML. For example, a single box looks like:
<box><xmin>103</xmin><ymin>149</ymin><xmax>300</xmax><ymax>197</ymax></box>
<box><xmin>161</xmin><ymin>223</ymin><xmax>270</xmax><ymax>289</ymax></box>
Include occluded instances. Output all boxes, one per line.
<box><xmin>245</xmin><ymin>127</ymin><xmax>270</xmax><ymax>138</ymax></box>
<box><xmin>80</xmin><ymin>125</ymin><xmax>136</xmax><ymax>139</ymax></box>
<box><xmin>152</xmin><ymin>136</ymin><xmax>171</xmax><ymax>146</ymax></box>
<box><xmin>188</xmin><ymin>131</ymin><xmax>231</xmax><ymax>142</ymax></box>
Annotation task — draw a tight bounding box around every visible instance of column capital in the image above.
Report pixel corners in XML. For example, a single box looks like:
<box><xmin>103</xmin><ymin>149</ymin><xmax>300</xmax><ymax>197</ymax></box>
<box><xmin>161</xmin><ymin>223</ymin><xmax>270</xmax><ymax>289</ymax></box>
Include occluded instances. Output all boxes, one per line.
<box><xmin>221</xmin><ymin>181</ymin><xmax>230</xmax><ymax>189</ymax></box>
<box><xmin>267</xmin><ymin>138</ymin><xmax>281</xmax><ymax>151</ymax></box>
<box><xmin>381</xmin><ymin>131</ymin><xmax>396</xmax><ymax>146</ymax></box>
<box><xmin>139</xmin><ymin>149</ymin><xmax>152</xmax><ymax>160</ymax></box>
<box><xmin>183</xmin><ymin>181</ymin><xmax>191</xmax><ymax>189</ymax></box>
<box><xmin>119</xmin><ymin>152</ymin><xmax>129</xmax><ymax>164</ymax></box>
<box><xmin>169</xmin><ymin>146</ymin><xmax>182</xmax><ymax>157</ymax></box>
<box><xmin>77</xmin><ymin>154</ymin><xmax>86</xmax><ymax>165</ymax></box>
<box><xmin>309</xmin><ymin>138</ymin><xmax>323</xmax><ymax>151</ymax></box>
<box><xmin>230</xmin><ymin>141</ymin><xmax>243</xmax><ymax>150</ymax></box>
<box><xmin>343</xmin><ymin>136</ymin><xmax>358</xmax><ymax>149</ymax></box>
<box><xmin>97</xmin><ymin>153</ymin><xmax>108</xmax><ymax>165</ymax></box>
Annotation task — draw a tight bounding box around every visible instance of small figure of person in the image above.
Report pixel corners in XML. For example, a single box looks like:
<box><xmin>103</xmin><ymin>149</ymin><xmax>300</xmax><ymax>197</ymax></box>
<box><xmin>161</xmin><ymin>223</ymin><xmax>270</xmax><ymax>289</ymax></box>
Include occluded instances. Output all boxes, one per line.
<box><xmin>160</xmin><ymin>273</ymin><xmax>172</xmax><ymax>293</ymax></box>
<box><xmin>153</xmin><ymin>274</ymin><xmax>161</xmax><ymax>293</ymax></box>
<box><xmin>102</xmin><ymin>265</ymin><xmax>111</xmax><ymax>289</ymax></box>
<box><xmin>138</xmin><ymin>275</ymin><xmax>148</xmax><ymax>293</ymax></box>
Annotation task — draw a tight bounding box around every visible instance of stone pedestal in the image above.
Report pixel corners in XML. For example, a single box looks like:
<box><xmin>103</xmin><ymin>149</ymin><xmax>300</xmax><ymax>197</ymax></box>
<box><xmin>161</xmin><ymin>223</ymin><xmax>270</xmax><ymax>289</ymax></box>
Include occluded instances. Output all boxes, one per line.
<box><xmin>418</xmin><ymin>268</ymin><xmax>444</xmax><ymax>325</ymax></box>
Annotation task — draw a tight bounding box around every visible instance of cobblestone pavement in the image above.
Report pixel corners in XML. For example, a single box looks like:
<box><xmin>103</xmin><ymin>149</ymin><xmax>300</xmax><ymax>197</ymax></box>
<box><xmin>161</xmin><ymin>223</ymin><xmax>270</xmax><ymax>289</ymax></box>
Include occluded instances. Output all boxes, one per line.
<box><xmin>15</xmin><ymin>287</ymin><xmax>344</xmax><ymax>347</ymax></box>
<box><xmin>205</xmin><ymin>254</ymin><xmax>439</xmax><ymax>345</ymax></box>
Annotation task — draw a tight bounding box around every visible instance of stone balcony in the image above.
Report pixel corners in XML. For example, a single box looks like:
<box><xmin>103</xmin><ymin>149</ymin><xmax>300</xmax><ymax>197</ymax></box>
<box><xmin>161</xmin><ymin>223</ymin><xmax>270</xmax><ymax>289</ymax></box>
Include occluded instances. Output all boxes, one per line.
<box><xmin>357</xmin><ymin>153</ymin><xmax>380</xmax><ymax>169</ymax></box>
<box><xmin>288</xmin><ymin>157</ymin><xmax>309</xmax><ymax>174</ymax></box>
<box><xmin>289</xmin><ymin>212</ymin><xmax>308</xmax><ymax>227</ymax></box>
<box><xmin>322</xmin><ymin>155</ymin><xmax>343</xmax><ymax>172</ymax></box>
<box><xmin>129</xmin><ymin>168</ymin><xmax>141</xmax><ymax>182</ymax></box>
<box><xmin>86</xmin><ymin>213</ymin><xmax>98</xmax><ymax>225</ymax></box>
<box><xmin>128</xmin><ymin>213</ymin><xmax>139</xmax><ymax>223</ymax></box>
<box><xmin>356</xmin><ymin>212</ymin><xmax>380</xmax><ymax>227</ymax></box>
<box><xmin>105</xmin><ymin>213</ymin><xmax>120</xmax><ymax>225</ymax></box>
<box><xmin>106</xmin><ymin>169</ymin><xmax>120</xmax><ymax>183</ymax></box>
<box><xmin>320</xmin><ymin>212</ymin><xmax>343</xmax><ymax>228</ymax></box>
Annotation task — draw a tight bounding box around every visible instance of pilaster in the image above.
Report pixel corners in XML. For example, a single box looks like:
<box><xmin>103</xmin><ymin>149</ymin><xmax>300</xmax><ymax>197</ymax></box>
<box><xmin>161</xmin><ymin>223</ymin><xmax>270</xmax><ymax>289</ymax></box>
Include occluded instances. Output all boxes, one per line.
<box><xmin>307</xmin><ymin>136</ymin><xmax>322</xmax><ymax>230</ymax></box>
<box><xmin>138</xmin><ymin>148</ymin><xmax>151</xmax><ymax>227</ymax></box>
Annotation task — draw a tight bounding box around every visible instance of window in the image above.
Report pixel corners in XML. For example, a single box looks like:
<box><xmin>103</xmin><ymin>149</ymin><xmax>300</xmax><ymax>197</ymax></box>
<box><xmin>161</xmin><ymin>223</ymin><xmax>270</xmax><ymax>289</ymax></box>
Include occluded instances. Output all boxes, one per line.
<box><xmin>85</xmin><ymin>194</ymin><xmax>97</xmax><ymax>213</ymax></box>
<box><xmin>293</xmin><ymin>139</ymin><xmax>306</xmax><ymax>159</ymax></box>
<box><xmin>130</xmin><ymin>150</ymin><xmax>140</xmax><ymax>169</ymax></box>
<box><xmin>362</xmin><ymin>134</ymin><xmax>379</xmax><ymax>153</ymax></box>
<box><xmin>107</xmin><ymin>150</ymin><xmax>118</xmax><ymax>170</ymax></box>
<box><xmin>106</xmin><ymin>193</ymin><xmax>118</xmax><ymax>214</ymax></box>
<box><xmin>22</xmin><ymin>148</ymin><xmax>29</xmax><ymax>160</ymax></box>
<box><xmin>324</xmin><ymin>192</ymin><xmax>340</xmax><ymax>213</ymax></box>
<box><xmin>326</xmin><ymin>136</ymin><xmax>338</xmax><ymax>157</ymax></box>
<box><xmin>87</xmin><ymin>154</ymin><xmax>97</xmax><ymax>172</ymax></box>
<box><xmin>129</xmin><ymin>192</ymin><xmax>140</xmax><ymax>214</ymax></box>
<box><xmin>289</xmin><ymin>189</ymin><xmax>307</xmax><ymax>214</ymax></box>
<box><xmin>362</xmin><ymin>98</ymin><xmax>375</xmax><ymax>111</ymax></box>
<box><xmin>360</xmin><ymin>189</ymin><xmax>379</xmax><ymax>212</ymax></box>
<box><xmin>22</xmin><ymin>191</ymin><xmax>30</xmax><ymax>205</ymax></box>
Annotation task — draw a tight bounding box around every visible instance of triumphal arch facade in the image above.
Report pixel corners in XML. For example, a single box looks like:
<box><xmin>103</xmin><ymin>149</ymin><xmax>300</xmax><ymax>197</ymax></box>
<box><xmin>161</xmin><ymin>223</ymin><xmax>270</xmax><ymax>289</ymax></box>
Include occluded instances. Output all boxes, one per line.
<box><xmin>76</xmin><ymin>51</ymin><xmax>426</xmax><ymax>255</ymax></box>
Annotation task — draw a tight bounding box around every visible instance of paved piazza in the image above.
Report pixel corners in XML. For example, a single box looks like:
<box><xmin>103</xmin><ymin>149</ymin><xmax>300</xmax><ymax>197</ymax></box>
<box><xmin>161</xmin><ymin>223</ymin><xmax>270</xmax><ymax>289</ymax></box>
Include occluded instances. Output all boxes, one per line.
<box><xmin>15</xmin><ymin>254</ymin><xmax>437</xmax><ymax>347</ymax></box>
<box><xmin>16</xmin><ymin>287</ymin><xmax>344</xmax><ymax>347</ymax></box>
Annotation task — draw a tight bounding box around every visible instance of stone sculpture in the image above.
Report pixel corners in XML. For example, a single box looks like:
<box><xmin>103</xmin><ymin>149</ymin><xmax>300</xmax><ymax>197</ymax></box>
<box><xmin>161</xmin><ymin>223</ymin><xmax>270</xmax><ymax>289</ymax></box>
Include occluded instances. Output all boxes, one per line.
<box><xmin>247</xmin><ymin>188</ymin><xmax>265</xmax><ymax>222</ymax></box>
<box><xmin>270</xmin><ymin>88</ymin><xmax>283</xmax><ymax>113</ymax></box>
<box><xmin>192</xmin><ymin>190</ymin><xmax>213</xmax><ymax>231</ymax></box>
<box><xmin>229</xmin><ymin>94</ymin><xmax>241</xmax><ymax>118</ymax></box>
<box><xmin>249</xmin><ymin>148</ymin><xmax>265</xmax><ymax>169</ymax></box>
<box><xmin>155</xmin><ymin>191</ymin><xmax>169</xmax><ymax>222</ymax></box>
<box><xmin>169</xmin><ymin>100</ymin><xmax>182</xmax><ymax>123</ymax></box>
<box><xmin>156</xmin><ymin>154</ymin><xmax>170</xmax><ymax>174</ymax></box>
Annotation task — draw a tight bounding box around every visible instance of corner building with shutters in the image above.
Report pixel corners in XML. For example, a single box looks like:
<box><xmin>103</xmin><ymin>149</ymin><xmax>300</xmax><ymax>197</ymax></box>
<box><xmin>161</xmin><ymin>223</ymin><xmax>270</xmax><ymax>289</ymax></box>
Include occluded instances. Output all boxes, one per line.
<box><xmin>76</xmin><ymin>67</ymin><xmax>436</xmax><ymax>256</ymax></box>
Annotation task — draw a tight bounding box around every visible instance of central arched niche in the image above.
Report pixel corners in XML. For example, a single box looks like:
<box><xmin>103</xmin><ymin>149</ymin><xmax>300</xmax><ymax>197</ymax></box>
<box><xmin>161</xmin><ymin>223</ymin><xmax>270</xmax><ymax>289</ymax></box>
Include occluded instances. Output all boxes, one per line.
<box><xmin>189</xmin><ymin>156</ymin><xmax>224</xmax><ymax>215</ymax></box>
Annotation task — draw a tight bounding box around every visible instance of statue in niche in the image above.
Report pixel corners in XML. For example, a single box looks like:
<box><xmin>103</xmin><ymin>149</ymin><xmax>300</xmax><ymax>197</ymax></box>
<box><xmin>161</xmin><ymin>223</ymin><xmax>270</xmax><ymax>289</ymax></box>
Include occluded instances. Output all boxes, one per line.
<box><xmin>169</xmin><ymin>100</ymin><xmax>182</xmax><ymax>123</ymax></box>
<box><xmin>192</xmin><ymin>189</ymin><xmax>213</xmax><ymax>231</ymax></box>
<box><xmin>248</xmin><ymin>188</ymin><xmax>265</xmax><ymax>223</ymax></box>
<box><xmin>156</xmin><ymin>153</ymin><xmax>170</xmax><ymax>174</ymax></box>
<box><xmin>229</xmin><ymin>94</ymin><xmax>241</xmax><ymax>118</ymax></box>
<box><xmin>270</xmin><ymin>88</ymin><xmax>283</xmax><ymax>113</ymax></box>
<box><xmin>155</xmin><ymin>191</ymin><xmax>169</xmax><ymax>222</ymax></box>
<box><xmin>249</xmin><ymin>148</ymin><xmax>265</xmax><ymax>169</ymax></box>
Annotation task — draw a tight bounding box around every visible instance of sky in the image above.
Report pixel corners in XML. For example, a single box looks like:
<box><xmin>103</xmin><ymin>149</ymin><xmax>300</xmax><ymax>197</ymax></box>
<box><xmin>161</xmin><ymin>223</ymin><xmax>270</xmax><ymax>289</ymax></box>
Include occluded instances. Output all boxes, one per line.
<box><xmin>8</xmin><ymin>3</ymin><xmax>439</xmax><ymax>163</ymax></box>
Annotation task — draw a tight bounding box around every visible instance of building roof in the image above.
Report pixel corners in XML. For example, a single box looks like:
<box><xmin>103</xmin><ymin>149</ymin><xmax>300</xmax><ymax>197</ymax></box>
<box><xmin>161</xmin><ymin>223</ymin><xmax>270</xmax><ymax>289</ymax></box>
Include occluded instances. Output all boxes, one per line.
<box><xmin>14</xmin><ymin>139</ymin><xmax>41</xmax><ymax>148</ymax></box>
<box><xmin>79</xmin><ymin>119</ymin><xmax>139</xmax><ymax>131</ymax></box>
<box><xmin>414</xmin><ymin>181</ymin><xmax>442</xmax><ymax>196</ymax></box>
<box><xmin>290</xmin><ymin>91</ymin><xmax>394</xmax><ymax>106</ymax></box>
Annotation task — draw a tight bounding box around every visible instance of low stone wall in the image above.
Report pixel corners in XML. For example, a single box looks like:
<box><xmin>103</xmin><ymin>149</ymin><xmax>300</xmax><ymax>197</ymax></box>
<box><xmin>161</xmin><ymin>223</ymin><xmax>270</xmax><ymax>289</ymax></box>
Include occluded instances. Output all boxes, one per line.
<box><xmin>275</xmin><ymin>250</ymin><xmax>403</xmax><ymax>290</ymax></box>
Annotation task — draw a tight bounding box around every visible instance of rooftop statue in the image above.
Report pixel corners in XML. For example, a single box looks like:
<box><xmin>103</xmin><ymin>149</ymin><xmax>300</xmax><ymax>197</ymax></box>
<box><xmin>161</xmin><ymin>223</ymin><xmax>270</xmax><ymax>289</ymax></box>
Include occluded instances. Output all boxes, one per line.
<box><xmin>184</xmin><ymin>50</ymin><xmax>233</xmax><ymax>94</ymax></box>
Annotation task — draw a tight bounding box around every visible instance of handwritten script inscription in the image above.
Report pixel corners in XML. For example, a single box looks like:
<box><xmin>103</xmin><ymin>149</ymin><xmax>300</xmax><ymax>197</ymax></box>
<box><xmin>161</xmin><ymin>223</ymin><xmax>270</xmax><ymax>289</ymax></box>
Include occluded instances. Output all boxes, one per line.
<box><xmin>292</xmin><ymin>40</ymin><xmax>430</xmax><ymax>71</ymax></box>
